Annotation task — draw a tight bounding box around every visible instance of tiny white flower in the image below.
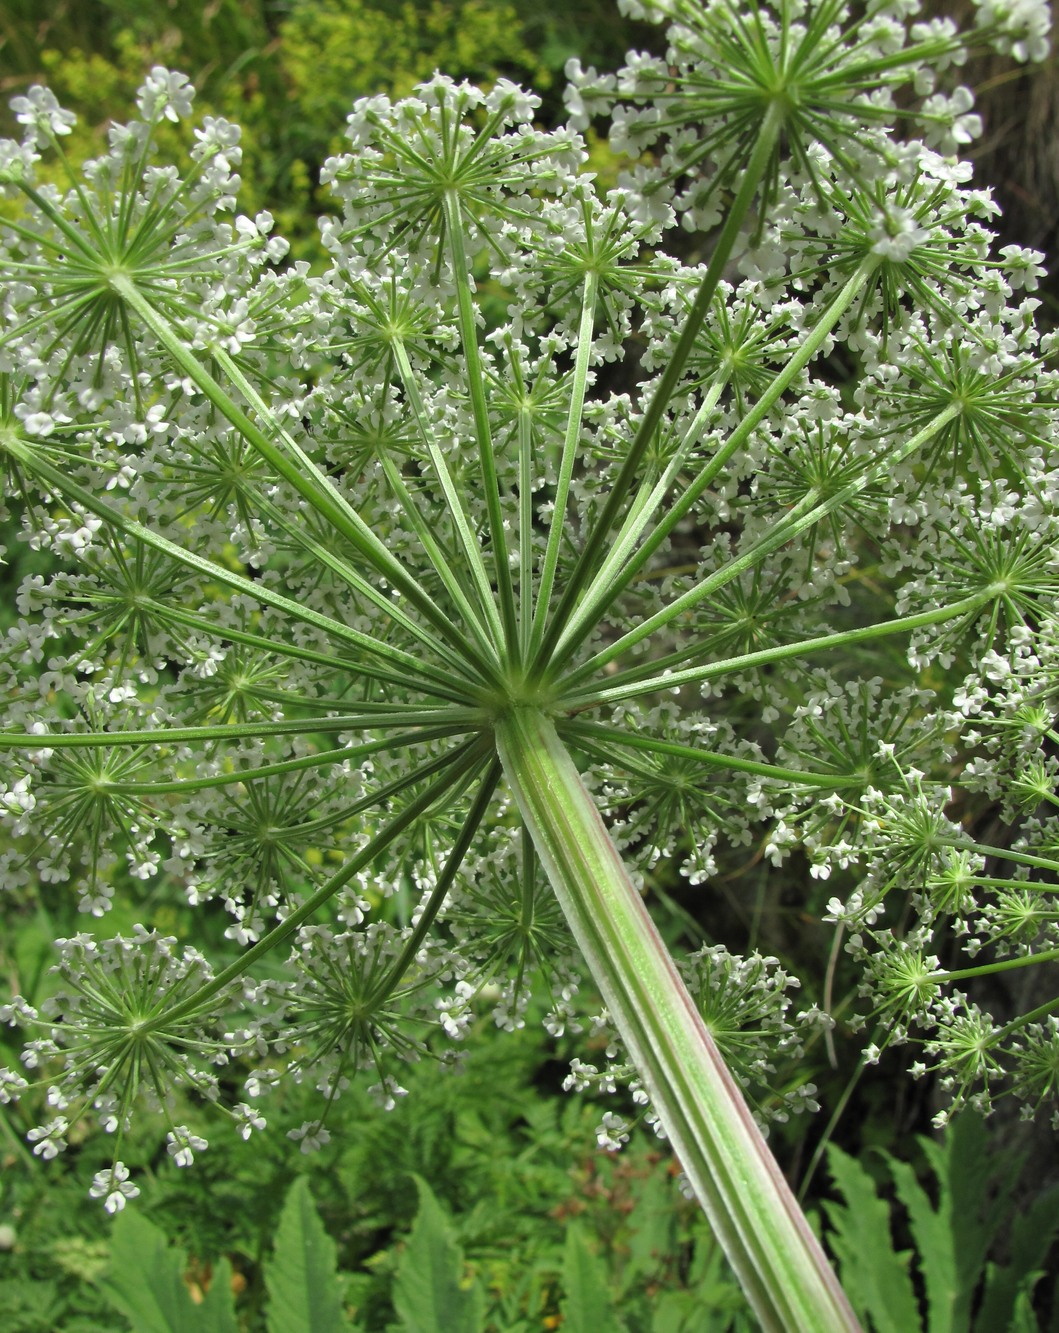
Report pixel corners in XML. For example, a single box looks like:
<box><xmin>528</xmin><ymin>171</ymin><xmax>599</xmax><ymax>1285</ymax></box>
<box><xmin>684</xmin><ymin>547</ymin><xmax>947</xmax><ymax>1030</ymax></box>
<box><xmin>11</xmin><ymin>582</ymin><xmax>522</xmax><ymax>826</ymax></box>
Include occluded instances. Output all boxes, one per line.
<box><xmin>166</xmin><ymin>1125</ymin><xmax>208</xmax><ymax>1167</ymax></box>
<box><xmin>287</xmin><ymin>1121</ymin><xmax>330</xmax><ymax>1154</ymax></box>
<box><xmin>234</xmin><ymin>1103</ymin><xmax>266</xmax><ymax>1139</ymax></box>
<box><xmin>595</xmin><ymin>1111</ymin><xmax>630</xmax><ymax>1152</ymax></box>
<box><xmin>89</xmin><ymin>1161</ymin><xmax>140</xmax><ymax>1214</ymax></box>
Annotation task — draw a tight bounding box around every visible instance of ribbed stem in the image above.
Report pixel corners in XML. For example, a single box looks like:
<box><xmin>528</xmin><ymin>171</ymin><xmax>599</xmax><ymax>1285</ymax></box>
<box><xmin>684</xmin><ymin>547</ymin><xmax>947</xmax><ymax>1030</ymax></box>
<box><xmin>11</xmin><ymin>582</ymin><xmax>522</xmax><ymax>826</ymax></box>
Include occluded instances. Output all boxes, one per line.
<box><xmin>496</xmin><ymin>707</ymin><xmax>860</xmax><ymax>1333</ymax></box>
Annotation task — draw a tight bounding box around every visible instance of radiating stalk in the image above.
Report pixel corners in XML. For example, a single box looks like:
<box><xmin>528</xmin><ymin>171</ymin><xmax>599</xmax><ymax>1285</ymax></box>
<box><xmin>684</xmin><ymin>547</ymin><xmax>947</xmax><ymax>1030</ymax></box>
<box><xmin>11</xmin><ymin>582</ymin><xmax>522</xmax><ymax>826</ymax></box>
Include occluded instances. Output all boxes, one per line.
<box><xmin>932</xmin><ymin>949</ymin><xmax>1059</xmax><ymax>984</ymax></box>
<box><xmin>554</xmin><ymin>374</ymin><xmax>727</xmax><ymax>657</ymax></box>
<box><xmin>251</xmin><ymin>487</ymin><xmax>486</xmax><ymax>683</ymax></box>
<box><xmin>159</xmin><ymin>736</ymin><xmax>490</xmax><ymax>1026</ymax></box>
<box><xmin>560</xmin><ymin>594</ymin><xmax>991</xmax><ymax>709</ymax></box>
<box><xmin>563</xmin><ymin>719</ymin><xmax>863</xmax><ymax>789</ymax></box>
<box><xmin>390</xmin><ymin>338</ymin><xmax>507</xmax><ymax>657</ymax></box>
<box><xmin>115</xmin><ymin>279</ymin><xmax>503</xmax><ymax>686</ymax></box>
<box><xmin>98</xmin><ymin>728</ymin><xmax>470</xmax><ymax>795</ymax></box>
<box><xmin>496</xmin><ymin>708</ymin><xmax>860</xmax><ymax>1333</ymax></box>
<box><xmin>7</xmin><ymin>439</ymin><xmax>480</xmax><ymax>701</ymax></box>
<box><xmin>562</xmin><ymin>400</ymin><xmax>962</xmax><ymax>682</ymax></box>
<box><xmin>368</xmin><ymin>759</ymin><xmax>502</xmax><ymax>1003</ymax></box>
<box><xmin>954</xmin><ymin>843</ymin><xmax>1059</xmax><ymax>875</ymax></box>
<box><xmin>547</xmin><ymin>256</ymin><xmax>880</xmax><ymax>679</ymax></box>
<box><xmin>154</xmin><ymin>595</ymin><xmax>469</xmax><ymax>703</ymax></box>
<box><xmin>528</xmin><ymin>270</ymin><xmax>599</xmax><ymax>656</ymax></box>
<box><xmin>517</xmin><ymin>403</ymin><xmax>535</xmax><ymax>658</ymax></box>
<box><xmin>443</xmin><ymin>191</ymin><xmax>520</xmax><ymax>659</ymax></box>
<box><xmin>377</xmin><ymin>448</ymin><xmax>497</xmax><ymax>667</ymax></box>
<box><xmin>0</xmin><ymin>710</ymin><xmax>480</xmax><ymax>750</ymax></box>
<box><xmin>533</xmin><ymin>103</ymin><xmax>786</xmax><ymax>673</ymax></box>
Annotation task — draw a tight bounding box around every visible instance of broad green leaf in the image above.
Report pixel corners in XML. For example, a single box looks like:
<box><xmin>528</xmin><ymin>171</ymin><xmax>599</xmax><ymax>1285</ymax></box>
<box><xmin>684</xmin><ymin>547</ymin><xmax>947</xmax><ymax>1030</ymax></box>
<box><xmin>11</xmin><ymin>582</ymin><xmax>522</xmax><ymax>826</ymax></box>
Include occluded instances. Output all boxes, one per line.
<box><xmin>925</xmin><ymin>1112</ymin><xmax>1007</xmax><ymax>1329</ymax></box>
<box><xmin>886</xmin><ymin>1155</ymin><xmax>956</xmax><ymax>1333</ymax></box>
<box><xmin>823</xmin><ymin>1144</ymin><xmax>920</xmax><ymax>1333</ymax></box>
<box><xmin>265</xmin><ymin>1176</ymin><xmax>351</xmax><ymax>1333</ymax></box>
<box><xmin>100</xmin><ymin>1209</ymin><xmax>238</xmax><ymax>1333</ymax></box>
<box><xmin>390</xmin><ymin>1175</ymin><xmax>485</xmax><ymax>1333</ymax></box>
<box><xmin>560</xmin><ymin>1224</ymin><xmax>627</xmax><ymax>1333</ymax></box>
<box><xmin>200</xmin><ymin>1264</ymin><xmax>241</xmax><ymax>1331</ymax></box>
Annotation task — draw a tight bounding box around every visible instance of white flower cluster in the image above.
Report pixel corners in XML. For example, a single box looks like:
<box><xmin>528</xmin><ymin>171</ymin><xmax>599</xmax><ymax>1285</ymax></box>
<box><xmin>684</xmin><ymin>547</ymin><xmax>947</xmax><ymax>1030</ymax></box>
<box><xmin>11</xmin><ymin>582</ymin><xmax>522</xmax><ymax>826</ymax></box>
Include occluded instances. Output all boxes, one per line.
<box><xmin>972</xmin><ymin>0</ymin><xmax>1052</xmax><ymax>60</ymax></box>
<box><xmin>0</xmin><ymin>0</ymin><xmax>1056</xmax><ymax>1208</ymax></box>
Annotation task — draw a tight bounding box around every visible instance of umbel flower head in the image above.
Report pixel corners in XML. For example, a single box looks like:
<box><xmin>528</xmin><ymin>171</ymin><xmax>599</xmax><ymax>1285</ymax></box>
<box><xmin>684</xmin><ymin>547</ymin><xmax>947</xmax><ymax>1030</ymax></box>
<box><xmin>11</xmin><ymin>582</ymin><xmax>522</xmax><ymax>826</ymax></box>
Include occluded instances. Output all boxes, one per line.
<box><xmin>0</xmin><ymin>929</ymin><xmax>246</xmax><ymax>1168</ymax></box>
<box><xmin>566</xmin><ymin>0</ymin><xmax>1051</xmax><ymax>224</ymax></box>
<box><xmin>0</xmin><ymin>0</ymin><xmax>1055</xmax><ymax>1239</ymax></box>
<box><xmin>0</xmin><ymin>69</ymin><xmax>292</xmax><ymax>428</ymax></box>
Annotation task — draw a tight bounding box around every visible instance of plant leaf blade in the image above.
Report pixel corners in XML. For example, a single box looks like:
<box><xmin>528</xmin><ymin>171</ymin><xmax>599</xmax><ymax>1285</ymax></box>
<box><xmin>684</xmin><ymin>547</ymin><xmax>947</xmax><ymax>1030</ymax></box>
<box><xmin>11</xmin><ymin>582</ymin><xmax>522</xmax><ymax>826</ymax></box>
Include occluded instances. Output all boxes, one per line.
<box><xmin>390</xmin><ymin>1175</ymin><xmax>485</xmax><ymax>1333</ymax></box>
<box><xmin>265</xmin><ymin>1176</ymin><xmax>351</xmax><ymax>1333</ymax></box>
<box><xmin>100</xmin><ymin>1209</ymin><xmax>238</xmax><ymax>1333</ymax></box>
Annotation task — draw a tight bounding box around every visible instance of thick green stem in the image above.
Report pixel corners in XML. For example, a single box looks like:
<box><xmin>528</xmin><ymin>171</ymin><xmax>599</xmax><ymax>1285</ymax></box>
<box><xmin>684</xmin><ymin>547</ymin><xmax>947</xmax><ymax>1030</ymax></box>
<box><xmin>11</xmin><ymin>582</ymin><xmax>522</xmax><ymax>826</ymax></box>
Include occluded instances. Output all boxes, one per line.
<box><xmin>932</xmin><ymin>948</ymin><xmax>1059</xmax><ymax>984</ymax></box>
<box><xmin>496</xmin><ymin>708</ymin><xmax>859</xmax><ymax>1333</ymax></box>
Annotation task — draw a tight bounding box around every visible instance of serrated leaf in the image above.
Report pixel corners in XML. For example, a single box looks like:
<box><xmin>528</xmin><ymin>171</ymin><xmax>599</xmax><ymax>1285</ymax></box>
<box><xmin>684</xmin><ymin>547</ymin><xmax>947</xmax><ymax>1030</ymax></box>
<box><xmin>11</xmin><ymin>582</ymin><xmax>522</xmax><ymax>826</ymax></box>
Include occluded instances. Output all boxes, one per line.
<box><xmin>932</xmin><ymin>1111</ymin><xmax>1010</xmax><ymax>1323</ymax></box>
<box><xmin>100</xmin><ymin>1210</ymin><xmax>238</xmax><ymax>1333</ymax></box>
<box><xmin>823</xmin><ymin>1144</ymin><xmax>920</xmax><ymax>1333</ymax></box>
<box><xmin>885</xmin><ymin>1154</ymin><xmax>956</xmax><ymax>1333</ymax></box>
<box><xmin>560</xmin><ymin>1223</ymin><xmax>627</xmax><ymax>1333</ymax></box>
<box><xmin>651</xmin><ymin>1280</ymin><xmax>752</xmax><ymax>1333</ymax></box>
<box><xmin>265</xmin><ymin>1176</ymin><xmax>351</xmax><ymax>1333</ymax></box>
<box><xmin>391</xmin><ymin>1176</ymin><xmax>485</xmax><ymax>1333</ymax></box>
<box><xmin>0</xmin><ymin>1276</ymin><xmax>63</xmax><ymax>1330</ymax></box>
<box><xmin>651</xmin><ymin>1292</ymin><xmax>694</xmax><ymax>1333</ymax></box>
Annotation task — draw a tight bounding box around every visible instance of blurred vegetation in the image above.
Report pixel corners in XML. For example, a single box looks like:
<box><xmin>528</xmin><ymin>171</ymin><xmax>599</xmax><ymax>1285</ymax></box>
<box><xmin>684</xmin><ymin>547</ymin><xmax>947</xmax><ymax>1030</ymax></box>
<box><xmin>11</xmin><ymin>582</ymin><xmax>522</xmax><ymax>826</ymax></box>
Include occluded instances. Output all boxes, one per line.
<box><xmin>0</xmin><ymin>0</ymin><xmax>649</xmax><ymax>260</ymax></box>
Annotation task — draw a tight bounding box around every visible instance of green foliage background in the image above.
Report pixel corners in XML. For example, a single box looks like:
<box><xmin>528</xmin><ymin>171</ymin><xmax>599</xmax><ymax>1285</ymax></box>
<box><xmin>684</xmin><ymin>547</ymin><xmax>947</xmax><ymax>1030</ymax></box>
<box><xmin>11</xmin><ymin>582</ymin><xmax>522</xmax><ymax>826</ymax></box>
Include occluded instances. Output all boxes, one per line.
<box><xmin>0</xmin><ymin>0</ymin><xmax>647</xmax><ymax>259</ymax></box>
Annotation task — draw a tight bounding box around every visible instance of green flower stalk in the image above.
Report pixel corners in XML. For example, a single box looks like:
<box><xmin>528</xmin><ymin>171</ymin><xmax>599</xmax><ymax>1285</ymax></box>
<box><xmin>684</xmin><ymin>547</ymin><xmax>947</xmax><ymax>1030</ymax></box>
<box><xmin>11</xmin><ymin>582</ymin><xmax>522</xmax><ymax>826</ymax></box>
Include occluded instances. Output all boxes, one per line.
<box><xmin>497</xmin><ymin>706</ymin><xmax>856</xmax><ymax>1327</ymax></box>
<box><xmin>0</xmin><ymin>3</ymin><xmax>1057</xmax><ymax>1326</ymax></box>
